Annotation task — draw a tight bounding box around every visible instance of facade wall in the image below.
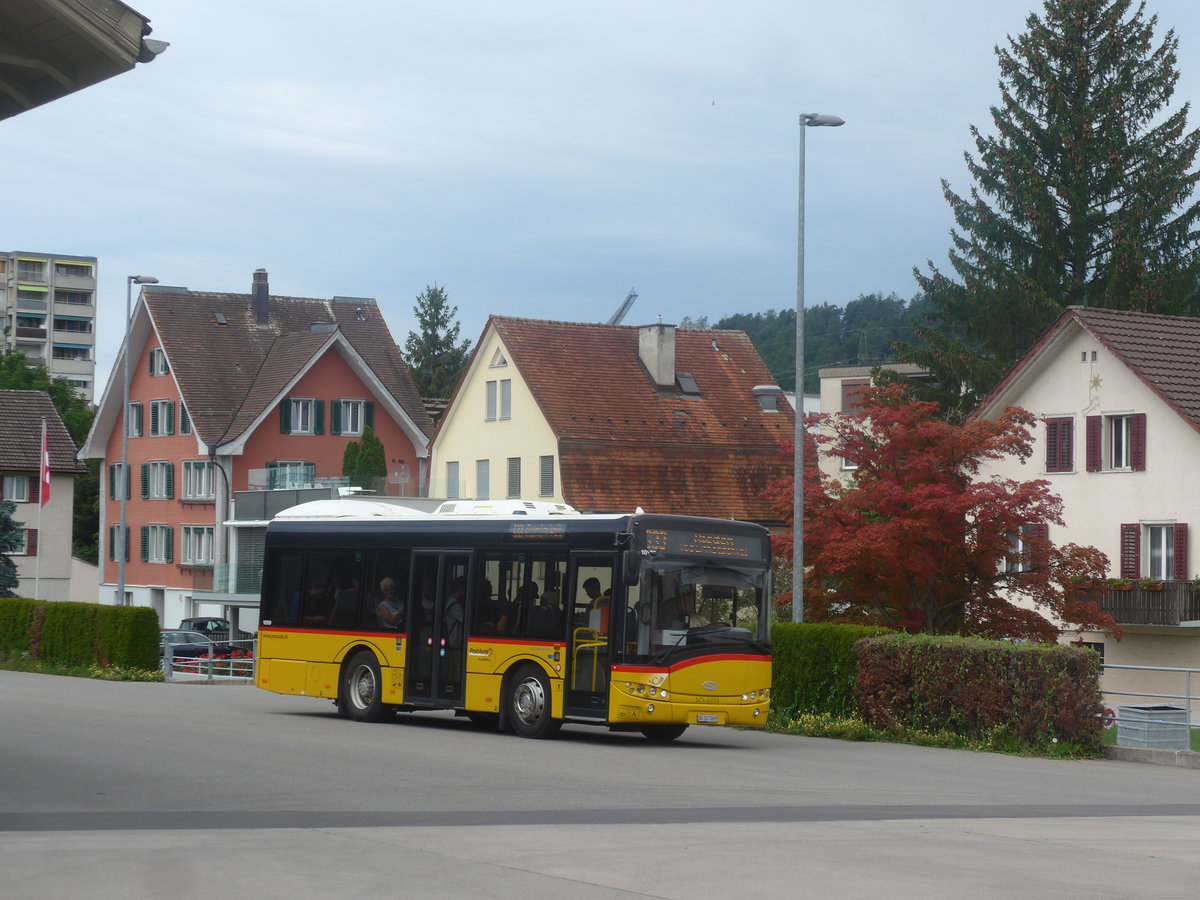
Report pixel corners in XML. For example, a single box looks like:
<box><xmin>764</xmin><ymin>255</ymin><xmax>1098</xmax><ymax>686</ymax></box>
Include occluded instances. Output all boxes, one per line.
<box><xmin>431</xmin><ymin>331</ymin><xmax>559</xmax><ymax>501</ymax></box>
<box><xmin>10</xmin><ymin>472</ymin><xmax>76</xmax><ymax>602</ymax></box>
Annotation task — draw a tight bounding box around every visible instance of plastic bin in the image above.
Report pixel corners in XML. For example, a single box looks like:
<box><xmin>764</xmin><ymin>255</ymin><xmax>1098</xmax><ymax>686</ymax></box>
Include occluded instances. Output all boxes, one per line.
<box><xmin>1116</xmin><ymin>704</ymin><xmax>1190</xmax><ymax>750</ymax></box>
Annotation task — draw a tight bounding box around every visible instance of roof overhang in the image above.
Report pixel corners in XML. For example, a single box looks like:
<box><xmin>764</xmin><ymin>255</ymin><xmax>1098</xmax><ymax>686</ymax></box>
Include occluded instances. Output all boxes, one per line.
<box><xmin>0</xmin><ymin>0</ymin><xmax>165</xmax><ymax>121</ymax></box>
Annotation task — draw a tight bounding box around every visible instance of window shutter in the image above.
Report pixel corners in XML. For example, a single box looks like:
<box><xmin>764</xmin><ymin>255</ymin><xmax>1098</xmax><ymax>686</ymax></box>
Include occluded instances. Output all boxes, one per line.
<box><xmin>109</xmin><ymin>525</ymin><xmax>116</xmax><ymax>562</ymax></box>
<box><xmin>26</xmin><ymin>529</ymin><xmax>37</xmax><ymax>556</ymax></box>
<box><xmin>1120</xmin><ymin>523</ymin><xmax>1141</xmax><ymax>579</ymax></box>
<box><xmin>280</xmin><ymin>401</ymin><xmax>291</xmax><ymax>434</ymax></box>
<box><xmin>314</xmin><ymin>401</ymin><xmax>325</xmax><ymax>435</ymax></box>
<box><xmin>166</xmin><ymin>463</ymin><xmax>175</xmax><ymax>499</ymax></box>
<box><xmin>109</xmin><ymin>465</ymin><xmax>116</xmax><ymax>500</ymax></box>
<box><xmin>141</xmin><ymin>463</ymin><xmax>150</xmax><ymax>499</ymax></box>
<box><xmin>166</xmin><ymin>401</ymin><xmax>175</xmax><ymax>435</ymax></box>
<box><xmin>331</xmin><ymin>401</ymin><xmax>342</xmax><ymax>435</ymax></box>
<box><xmin>1026</xmin><ymin>522</ymin><xmax>1049</xmax><ymax>571</ymax></box>
<box><xmin>1045</xmin><ymin>418</ymin><xmax>1073</xmax><ymax>473</ymax></box>
<box><xmin>501</xmin><ymin>380</ymin><xmax>512</xmax><ymax>419</ymax></box>
<box><xmin>1085</xmin><ymin>416</ymin><xmax>1102</xmax><ymax>472</ymax></box>
<box><xmin>164</xmin><ymin>528</ymin><xmax>174</xmax><ymax>563</ymax></box>
<box><xmin>364</xmin><ymin>402</ymin><xmax>374</xmax><ymax>428</ymax></box>
<box><xmin>28</xmin><ymin>472</ymin><xmax>39</xmax><ymax>504</ymax></box>
<box><xmin>1174</xmin><ymin>523</ymin><xmax>1189</xmax><ymax>581</ymax></box>
<box><xmin>486</xmin><ymin>381</ymin><xmax>497</xmax><ymax>420</ymax></box>
<box><xmin>148</xmin><ymin>351</ymin><xmax>154</xmax><ymax>376</ymax></box>
<box><xmin>140</xmin><ymin>526</ymin><xmax>150</xmax><ymax>562</ymax></box>
<box><xmin>150</xmin><ymin>402</ymin><xmax>159</xmax><ymax>436</ymax></box>
<box><xmin>180</xmin><ymin>405</ymin><xmax>191</xmax><ymax>434</ymax></box>
<box><xmin>540</xmin><ymin>455</ymin><xmax>554</xmax><ymax>497</ymax></box>
<box><xmin>507</xmin><ymin>457</ymin><xmax>521</xmax><ymax>498</ymax></box>
<box><xmin>1130</xmin><ymin>413</ymin><xmax>1147</xmax><ymax>471</ymax></box>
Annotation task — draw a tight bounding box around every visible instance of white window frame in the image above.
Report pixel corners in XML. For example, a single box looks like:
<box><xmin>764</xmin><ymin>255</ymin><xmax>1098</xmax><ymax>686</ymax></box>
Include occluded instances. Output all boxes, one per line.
<box><xmin>3</xmin><ymin>475</ymin><xmax>29</xmax><ymax>503</ymax></box>
<box><xmin>127</xmin><ymin>402</ymin><xmax>143</xmax><ymax>438</ymax></box>
<box><xmin>181</xmin><ymin>525</ymin><xmax>215</xmax><ymax>566</ymax></box>
<box><xmin>182</xmin><ymin>460</ymin><xmax>215</xmax><ymax>500</ymax></box>
<box><xmin>150</xmin><ymin>400</ymin><xmax>173</xmax><ymax>437</ymax></box>
<box><xmin>1146</xmin><ymin>523</ymin><xmax>1175</xmax><ymax>580</ymax></box>
<box><xmin>290</xmin><ymin>398</ymin><xmax>314</xmax><ymax>435</ymax></box>
<box><xmin>1107</xmin><ymin>413</ymin><xmax>1134</xmax><ymax>470</ymax></box>
<box><xmin>147</xmin><ymin>525</ymin><xmax>171</xmax><ymax>564</ymax></box>
<box><xmin>150</xmin><ymin>347</ymin><xmax>169</xmax><ymax>375</ymax></box>
<box><xmin>146</xmin><ymin>461</ymin><xmax>172</xmax><ymax>500</ymax></box>
<box><xmin>12</xmin><ymin>530</ymin><xmax>29</xmax><ymax>555</ymax></box>
<box><xmin>339</xmin><ymin>399</ymin><xmax>364</xmax><ymax>436</ymax></box>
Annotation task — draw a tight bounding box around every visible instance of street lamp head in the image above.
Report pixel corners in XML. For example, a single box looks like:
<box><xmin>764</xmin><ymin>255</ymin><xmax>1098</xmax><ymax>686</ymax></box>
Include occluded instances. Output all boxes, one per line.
<box><xmin>802</xmin><ymin>113</ymin><xmax>845</xmax><ymax>127</ymax></box>
<box><xmin>128</xmin><ymin>275</ymin><xmax>159</xmax><ymax>285</ymax></box>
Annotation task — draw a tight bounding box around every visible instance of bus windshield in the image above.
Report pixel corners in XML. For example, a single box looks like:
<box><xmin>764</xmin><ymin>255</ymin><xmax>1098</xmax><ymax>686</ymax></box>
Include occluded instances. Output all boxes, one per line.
<box><xmin>623</xmin><ymin>559</ymin><xmax>768</xmax><ymax>665</ymax></box>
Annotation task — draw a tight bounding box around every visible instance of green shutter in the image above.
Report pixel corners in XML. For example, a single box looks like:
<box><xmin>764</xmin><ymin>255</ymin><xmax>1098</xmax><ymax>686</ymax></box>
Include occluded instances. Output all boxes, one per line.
<box><xmin>364</xmin><ymin>401</ymin><xmax>374</xmax><ymax>428</ymax></box>
<box><xmin>166</xmin><ymin>463</ymin><xmax>175</xmax><ymax>499</ymax></box>
<box><xmin>164</xmin><ymin>528</ymin><xmax>173</xmax><ymax>563</ymax></box>
<box><xmin>109</xmin><ymin>464</ymin><xmax>116</xmax><ymax>500</ymax></box>
<box><xmin>140</xmin><ymin>526</ymin><xmax>149</xmax><ymax>562</ymax></box>
<box><xmin>280</xmin><ymin>401</ymin><xmax>291</xmax><ymax>434</ymax></box>
<box><xmin>166</xmin><ymin>401</ymin><xmax>175</xmax><ymax>435</ymax></box>
<box><xmin>331</xmin><ymin>401</ymin><xmax>342</xmax><ymax>435</ymax></box>
<box><xmin>314</xmin><ymin>401</ymin><xmax>325</xmax><ymax>435</ymax></box>
<box><xmin>141</xmin><ymin>464</ymin><xmax>150</xmax><ymax>499</ymax></box>
<box><xmin>148</xmin><ymin>350</ymin><xmax>154</xmax><ymax>376</ymax></box>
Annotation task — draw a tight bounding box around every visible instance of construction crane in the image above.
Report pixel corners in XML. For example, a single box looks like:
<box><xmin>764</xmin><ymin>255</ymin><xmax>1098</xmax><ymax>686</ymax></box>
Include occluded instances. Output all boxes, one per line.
<box><xmin>607</xmin><ymin>289</ymin><xmax>638</xmax><ymax>325</ymax></box>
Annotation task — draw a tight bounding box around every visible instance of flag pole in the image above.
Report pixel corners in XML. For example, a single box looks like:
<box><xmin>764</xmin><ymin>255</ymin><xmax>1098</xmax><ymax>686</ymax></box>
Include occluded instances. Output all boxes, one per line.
<box><xmin>35</xmin><ymin>417</ymin><xmax>46</xmax><ymax>600</ymax></box>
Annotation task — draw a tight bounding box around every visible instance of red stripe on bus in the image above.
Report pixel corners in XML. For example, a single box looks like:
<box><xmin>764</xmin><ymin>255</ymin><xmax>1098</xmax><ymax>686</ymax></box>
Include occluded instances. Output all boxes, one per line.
<box><xmin>259</xmin><ymin>626</ymin><xmax>562</xmax><ymax>649</ymax></box>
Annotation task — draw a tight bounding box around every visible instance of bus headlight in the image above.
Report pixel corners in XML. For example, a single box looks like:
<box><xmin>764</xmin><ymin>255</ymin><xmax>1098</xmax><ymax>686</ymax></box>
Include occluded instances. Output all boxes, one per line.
<box><xmin>659</xmin><ymin>690</ymin><xmax>668</xmax><ymax>700</ymax></box>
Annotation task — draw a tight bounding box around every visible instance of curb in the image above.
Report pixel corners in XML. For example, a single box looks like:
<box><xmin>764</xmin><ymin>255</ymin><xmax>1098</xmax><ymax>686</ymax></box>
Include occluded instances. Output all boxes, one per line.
<box><xmin>1105</xmin><ymin>745</ymin><xmax>1200</xmax><ymax>769</ymax></box>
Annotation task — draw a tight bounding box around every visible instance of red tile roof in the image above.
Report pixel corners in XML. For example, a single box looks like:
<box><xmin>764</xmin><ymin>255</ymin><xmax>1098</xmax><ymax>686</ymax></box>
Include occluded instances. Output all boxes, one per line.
<box><xmin>484</xmin><ymin>317</ymin><xmax>793</xmax><ymax>521</ymax></box>
<box><xmin>144</xmin><ymin>288</ymin><xmax>433</xmax><ymax>445</ymax></box>
<box><xmin>975</xmin><ymin>306</ymin><xmax>1200</xmax><ymax>434</ymax></box>
<box><xmin>0</xmin><ymin>391</ymin><xmax>86</xmax><ymax>473</ymax></box>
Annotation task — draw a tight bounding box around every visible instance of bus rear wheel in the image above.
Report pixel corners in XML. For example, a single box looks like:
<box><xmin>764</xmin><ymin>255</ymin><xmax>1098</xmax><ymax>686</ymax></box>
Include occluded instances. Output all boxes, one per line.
<box><xmin>641</xmin><ymin>724</ymin><xmax>688</xmax><ymax>742</ymax></box>
<box><xmin>507</xmin><ymin>666</ymin><xmax>561</xmax><ymax>739</ymax></box>
<box><xmin>342</xmin><ymin>651</ymin><xmax>390</xmax><ymax>723</ymax></box>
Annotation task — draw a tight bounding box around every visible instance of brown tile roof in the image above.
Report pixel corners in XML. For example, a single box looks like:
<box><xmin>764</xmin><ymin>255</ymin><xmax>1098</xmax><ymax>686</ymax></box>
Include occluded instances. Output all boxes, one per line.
<box><xmin>975</xmin><ymin>306</ymin><xmax>1200</xmax><ymax>433</ymax></box>
<box><xmin>485</xmin><ymin>316</ymin><xmax>794</xmax><ymax>521</ymax></box>
<box><xmin>144</xmin><ymin>288</ymin><xmax>433</xmax><ymax>445</ymax></box>
<box><xmin>0</xmin><ymin>391</ymin><xmax>86</xmax><ymax>473</ymax></box>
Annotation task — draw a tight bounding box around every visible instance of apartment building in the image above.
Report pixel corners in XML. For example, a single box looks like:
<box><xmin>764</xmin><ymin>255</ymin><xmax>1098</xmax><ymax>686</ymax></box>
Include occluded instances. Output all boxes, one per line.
<box><xmin>1</xmin><ymin>251</ymin><xmax>98</xmax><ymax>400</ymax></box>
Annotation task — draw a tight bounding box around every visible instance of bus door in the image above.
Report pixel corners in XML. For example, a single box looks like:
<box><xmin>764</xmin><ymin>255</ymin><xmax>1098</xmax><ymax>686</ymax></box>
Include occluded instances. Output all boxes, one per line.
<box><xmin>406</xmin><ymin>553</ymin><xmax>469</xmax><ymax>706</ymax></box>
<box><xmin>565</xmin><ymin>554</ymin><xmax>617</xmax><ymax>717</ymax></box>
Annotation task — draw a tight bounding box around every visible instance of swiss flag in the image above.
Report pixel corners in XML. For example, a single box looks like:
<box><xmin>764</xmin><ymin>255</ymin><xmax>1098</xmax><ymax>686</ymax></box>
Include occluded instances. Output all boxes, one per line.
<box><xmin>40</xmin><ymin>421</ymin><xmax>51</xmax><ymax>507</ymax></box>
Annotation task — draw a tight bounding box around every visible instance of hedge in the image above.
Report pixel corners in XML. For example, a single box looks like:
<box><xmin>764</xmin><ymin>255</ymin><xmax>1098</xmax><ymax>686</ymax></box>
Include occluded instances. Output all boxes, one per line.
<box><xmin>855</xmin><ymin>633</ymin><xmax>1103</xmax><ymax>751</ymax></box>
<box><xmin>0</xmin><ymin>597</ymin><xmax>160</xmax><ymax>670</ymax></box>
<box><xmin>770</xmin><ymin>622</ymin><xmax>891</xmax><ymax>716</ymax></box>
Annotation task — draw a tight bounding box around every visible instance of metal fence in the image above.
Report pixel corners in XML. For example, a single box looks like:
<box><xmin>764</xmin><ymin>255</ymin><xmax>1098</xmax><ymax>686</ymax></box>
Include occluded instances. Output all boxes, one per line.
<box><xmin>1101</xmin><ymin>663</ymin><xmax>1197</xmax><ymax>749</ymax></box>
<box><xmin>163</xmin><ymin>638</ymin><xmax>256</xmax><ymax>683</ymax></box>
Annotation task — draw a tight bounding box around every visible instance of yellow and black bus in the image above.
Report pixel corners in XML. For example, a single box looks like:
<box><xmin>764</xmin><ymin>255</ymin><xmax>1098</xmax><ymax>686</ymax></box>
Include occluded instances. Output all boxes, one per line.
<box><xmin>255</xmin><ymin>499</ymin><xmax>772</xmax><ymax>740</ymax></box>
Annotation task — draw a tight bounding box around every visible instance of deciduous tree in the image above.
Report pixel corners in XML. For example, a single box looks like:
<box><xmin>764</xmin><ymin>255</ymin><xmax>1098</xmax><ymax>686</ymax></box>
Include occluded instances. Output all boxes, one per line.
<box><xmin>766</xmin><ymin>385</ymin><xmax>1116</xmax><ymax>641</ymax></box>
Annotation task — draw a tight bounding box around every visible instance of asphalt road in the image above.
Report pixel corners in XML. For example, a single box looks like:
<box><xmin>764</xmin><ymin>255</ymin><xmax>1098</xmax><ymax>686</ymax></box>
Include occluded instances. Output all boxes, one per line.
<box><xmin>2</xmin><ymin>670</ymin><xmax>1198</xmax><ymax>899</ymax></box>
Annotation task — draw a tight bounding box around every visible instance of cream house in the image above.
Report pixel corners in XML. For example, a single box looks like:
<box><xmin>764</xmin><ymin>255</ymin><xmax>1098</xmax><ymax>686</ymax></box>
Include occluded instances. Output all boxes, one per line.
<box><xmin>972</xmin><ymin>307</ymin><xmax>1200</xmax><ymax>695</ymax></box>
<box><xmin>431</xmin><ymin>316</ymin><xmax>793</xmax><ymax>522</ymax></box>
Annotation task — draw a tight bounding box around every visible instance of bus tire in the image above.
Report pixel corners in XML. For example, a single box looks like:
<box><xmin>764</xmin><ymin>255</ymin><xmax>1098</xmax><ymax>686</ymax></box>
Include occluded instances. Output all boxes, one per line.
<box><xmin>506</xmin><ymin>665</ymin><xmax>561</xmax><ymax>739</ymax></box>
<box><xmin>341</xmin><ymin>651</ymin><xmax>389</xmax><ymax>723</ymax></box>
<box><xmin>641</xmin><ymin>724</ymin><xmax>688</xmax><ymax>742</ymax></box>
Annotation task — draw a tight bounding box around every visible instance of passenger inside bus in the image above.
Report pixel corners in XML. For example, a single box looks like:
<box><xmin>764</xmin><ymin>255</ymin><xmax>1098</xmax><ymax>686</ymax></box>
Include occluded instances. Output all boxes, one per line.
<box><xmin>444</xmin><ymin>577</ymin><xmax>466</xmax><ymax>646</ymax></box>
<box><xmin>302</xmin><ymin>581</ymin><xmax>332</xmax><ymax>626</ymax></box>
<box><xmin>582</xmin><ymin>577</ymin><xmax>611</xmax><ymax>633</ymax></box>
<box><xmin>373</xmin><ymin>577</ymin><xmax>403</xmax><ymax>629</ymax></box>
<box><xmin>529</xmin><ymin>589</ymin><xmax>561</xmax><ymax>638</ymax></box>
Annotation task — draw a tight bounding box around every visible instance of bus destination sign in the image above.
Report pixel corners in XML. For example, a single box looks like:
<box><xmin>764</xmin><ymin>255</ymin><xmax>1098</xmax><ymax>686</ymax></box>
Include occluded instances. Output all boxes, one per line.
<box><xmin>643</xmin><ymin>528</ymin><xmax>755</xmax><ymax>560</ymax></box>
<box><xmin>508</xmin><ymin>522</ymin><xmax>568</xmax><ymax>541</ymax></box>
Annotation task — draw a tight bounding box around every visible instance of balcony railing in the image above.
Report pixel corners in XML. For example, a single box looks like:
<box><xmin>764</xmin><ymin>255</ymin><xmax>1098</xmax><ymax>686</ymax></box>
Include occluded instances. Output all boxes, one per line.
<box><xmin>1092</xmin><ymin>581</ymin><xmax>1200</xmax><ymax>626</ymax></box>
<box><xmin>192</xmin><ymin>564</ymin><xmax>262</xmax><ymax>596</ymax></box>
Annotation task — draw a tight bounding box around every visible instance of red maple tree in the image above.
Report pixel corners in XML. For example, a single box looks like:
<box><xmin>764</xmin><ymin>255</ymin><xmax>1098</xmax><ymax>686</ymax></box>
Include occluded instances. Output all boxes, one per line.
<box><xmin>766</xmin><ymin>384</ymin><xmax>1117</xmax><ymax>641</ymax></box>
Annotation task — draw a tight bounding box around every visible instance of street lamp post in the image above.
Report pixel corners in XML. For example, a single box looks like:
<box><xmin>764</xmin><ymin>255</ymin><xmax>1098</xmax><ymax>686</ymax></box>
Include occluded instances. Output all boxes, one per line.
<box><xmin>793</xmin><ymin>113</ymin><xmax>844</xmax><ymax>624</ymax></box>
<box><xmin>118</xmin><ymin>275</ymin><xmax>158</xmax><ymax>607</ymax></box>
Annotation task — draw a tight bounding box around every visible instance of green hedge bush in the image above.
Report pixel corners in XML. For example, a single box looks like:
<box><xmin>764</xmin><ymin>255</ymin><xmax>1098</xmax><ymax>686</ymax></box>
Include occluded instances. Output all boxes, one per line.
<box><xmin>855</xmin><ymin>633</ymin><xmax>1103</xmax><ymax>752</ymax></box>
<box><xmin>770</xmin><ymin>622</ymin><xmax>891</xmax><ymax>716</ymax></box>
<box><xmin>0</xmin><ymin>598</ymin><xmax>159</xmax><ymax>670</ymax></box>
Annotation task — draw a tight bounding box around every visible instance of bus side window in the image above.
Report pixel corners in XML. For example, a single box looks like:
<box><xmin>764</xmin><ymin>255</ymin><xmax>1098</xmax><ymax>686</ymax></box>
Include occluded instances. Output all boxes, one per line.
<box><xmin>268</xmin><ymin>549</ymin><xmax>305</xmax><ymax>626</ymax></box>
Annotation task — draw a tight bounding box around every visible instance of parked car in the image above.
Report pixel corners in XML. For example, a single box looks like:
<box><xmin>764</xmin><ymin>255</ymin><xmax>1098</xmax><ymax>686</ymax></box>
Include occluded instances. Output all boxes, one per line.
<box><xmin>160</xmin><ymin>629</ymin><xmax>228</xmax><ymax>660</ymax></box>
<box><xmin>178</xmin><ymin>617</ymin><xmax>255</xmax><ymax>653</ymax></box>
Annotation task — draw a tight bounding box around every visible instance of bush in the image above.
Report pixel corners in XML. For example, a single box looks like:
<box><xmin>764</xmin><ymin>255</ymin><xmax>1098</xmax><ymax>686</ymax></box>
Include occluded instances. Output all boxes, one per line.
<box><xmin>0</xmin><ymin>598</ymin><xmax>159</xmax><ymax>671</ymax></box>
<box><xmin>855</xmin><ymin>633</ymin><xmax>1103</xmax><ymax>753</ymax></box>
<box><xmin>770</xmin><ymin>622</ymin><xmax>891</xmax><ymax>717</ymax></box>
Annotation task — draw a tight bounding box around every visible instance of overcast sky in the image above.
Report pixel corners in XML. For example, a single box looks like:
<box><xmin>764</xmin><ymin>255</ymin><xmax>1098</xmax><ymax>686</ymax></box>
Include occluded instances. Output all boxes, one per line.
<box><xmin>9</xmin><ymin>0</ymin><xmax>1200</xmax><ymax>392</ymax></box>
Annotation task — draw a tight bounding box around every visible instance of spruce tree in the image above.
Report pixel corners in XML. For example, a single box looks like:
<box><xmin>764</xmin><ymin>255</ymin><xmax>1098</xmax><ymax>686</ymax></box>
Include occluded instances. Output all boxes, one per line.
<box><xmin>0</xmin><ymin>500</ymin><xmax>23</xmax><ymax>597</ymax></box>
<box><xmin>402</xmin><ymin>285</ymin><xmax>472</xmax><ymax>398</ymax></box>
<box><xmin>908</xmin><ymin>0</ymin><xmax>1200</xmax><ymax>416</ymax></box>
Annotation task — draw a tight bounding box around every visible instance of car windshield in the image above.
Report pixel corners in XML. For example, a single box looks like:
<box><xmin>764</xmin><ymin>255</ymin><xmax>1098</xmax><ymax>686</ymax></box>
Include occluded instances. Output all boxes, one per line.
<box><xmin>622</xmin><ymin>560</ymin><xmax>767</xmax><ymax>664</ymax></box>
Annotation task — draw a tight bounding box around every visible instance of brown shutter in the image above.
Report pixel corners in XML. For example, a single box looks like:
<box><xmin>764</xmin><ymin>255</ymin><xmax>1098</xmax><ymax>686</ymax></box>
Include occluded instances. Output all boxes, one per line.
<box><xmin>1026</xmin><ymin>523</ymin><xmax>1049</xmax><ymax>571</ymax></box>
<box><xmin>28</xmin><ymin>472</ymin><xmax>39</xmax><ymax>504</ymax></box>
<box><xmin>1174</xmin><ymin>523</ymin><xmax>1189</xmax><ymax>581</ymax></box>
<box><xmin>1130</xmin><ymin>413</ymin><xmax>1147</xmax><ymax>471</ymax></box>
<box><xmin>26</xmin><ymin>529</ymin><xmax>38</xmax><ymax>556</ymax></box>
<box><xmin>1085</xmin><ymin>416</ymin><xmax>1102</xmax><ymax>472</ymax></box>
<box><xmin>1120</xmin><ymin>523</ymin><xmax>1141</xmax><ymax>579</ymax></box>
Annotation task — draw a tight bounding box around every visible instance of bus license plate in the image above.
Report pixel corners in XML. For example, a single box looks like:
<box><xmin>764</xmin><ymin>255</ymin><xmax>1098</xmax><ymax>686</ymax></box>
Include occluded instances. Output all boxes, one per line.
<box><xmin>696</xmin><ymin>713</ymin><xmax>718</xmax><ymax>724</ymax></box>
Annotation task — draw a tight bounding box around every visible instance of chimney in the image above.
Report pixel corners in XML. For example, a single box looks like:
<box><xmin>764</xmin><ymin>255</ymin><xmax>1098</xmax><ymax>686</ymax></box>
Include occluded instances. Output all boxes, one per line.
<box><xmin>252</xmin><ymin>268</ymin><xmax>269</xmax><ymax>325</ymax></box>
<box><xmin>638</xmin><ymin>322</ymin><xmax>676</xmax><ymax>389</ymax></box>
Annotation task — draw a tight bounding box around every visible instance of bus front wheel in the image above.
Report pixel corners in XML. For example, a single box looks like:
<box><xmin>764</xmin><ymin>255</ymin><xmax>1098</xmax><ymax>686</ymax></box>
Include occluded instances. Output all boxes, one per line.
<box><xmin>342</xmin><ymin>651</ymin><xmax>390</xmax><ymax>723</ymax></box>
<box><xmin>507</xmin><ymin>666</ymin><xmax>561</xmax><ymax>739</ymax></box>
<box><xmin>641</xmin><ymin>724</ymin><xmax>688</xmax><ymax>742</ymax></box>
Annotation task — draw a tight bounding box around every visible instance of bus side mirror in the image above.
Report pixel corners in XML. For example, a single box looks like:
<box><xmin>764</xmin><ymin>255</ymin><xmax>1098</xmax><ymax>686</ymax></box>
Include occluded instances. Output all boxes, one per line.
<box><xmin>622</xmin><ymin>552</ymin><xmax>641</xmax><ymax>586</ymax></box>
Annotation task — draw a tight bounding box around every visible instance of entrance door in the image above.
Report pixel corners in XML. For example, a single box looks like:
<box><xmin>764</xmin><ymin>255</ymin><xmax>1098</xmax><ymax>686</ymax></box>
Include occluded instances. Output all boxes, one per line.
<box><xmin>565</xmin><ymin>554</ymin><xmax>617</xmax><ymax>717</ymax></box>
<box><xmin>405</xmin><ymin>553</ymin><xmax>469</xmax><ymax>706</ymax></box>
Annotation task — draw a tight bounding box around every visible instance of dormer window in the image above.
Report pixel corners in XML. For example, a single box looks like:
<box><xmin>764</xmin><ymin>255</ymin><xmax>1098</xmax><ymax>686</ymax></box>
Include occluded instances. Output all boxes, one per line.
<box><xmin>676</xmin><ymin>373</ymin><xmax>700</xmax><ymax>396</ymax></box>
